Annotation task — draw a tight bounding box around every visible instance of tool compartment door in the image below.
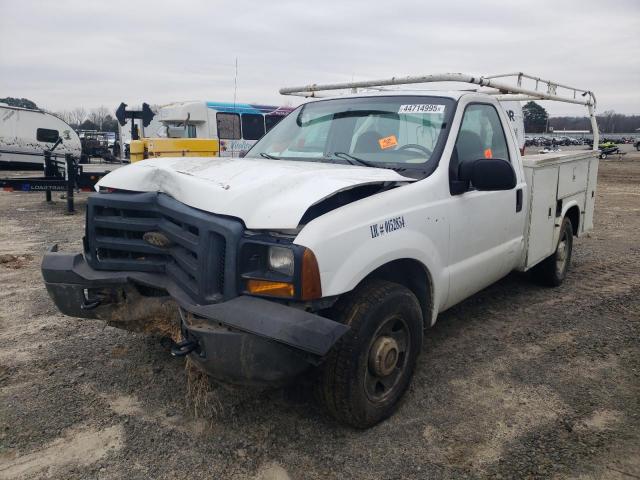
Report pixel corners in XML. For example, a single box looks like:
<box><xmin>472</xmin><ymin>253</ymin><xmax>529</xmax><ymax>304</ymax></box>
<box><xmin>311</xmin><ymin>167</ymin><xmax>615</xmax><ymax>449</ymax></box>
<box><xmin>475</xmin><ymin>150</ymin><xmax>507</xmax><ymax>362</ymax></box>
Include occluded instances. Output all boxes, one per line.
<box><xmin>558</xmin><ymin>160</ymin><xmax>589</xmax><ymax>199</ymax></box>
<box><xmin>526</xmin><ymin>166</ymin><xmax>559</xmax><ymax>269</ymax></box>
<box><xmin>582</xmin><ymin>158</ymin><xmax>599</xmax><ymax>233</ymax></box>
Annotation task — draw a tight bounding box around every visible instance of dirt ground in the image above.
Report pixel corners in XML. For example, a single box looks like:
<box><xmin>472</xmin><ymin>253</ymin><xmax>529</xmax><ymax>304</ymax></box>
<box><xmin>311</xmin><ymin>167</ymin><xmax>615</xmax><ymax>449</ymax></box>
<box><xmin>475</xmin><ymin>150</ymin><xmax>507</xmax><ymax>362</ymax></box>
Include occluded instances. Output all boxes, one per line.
<box><xmin>0</xmin><ymin>146</ymin><xmax>638</xmax><ymax>479</ymax></box>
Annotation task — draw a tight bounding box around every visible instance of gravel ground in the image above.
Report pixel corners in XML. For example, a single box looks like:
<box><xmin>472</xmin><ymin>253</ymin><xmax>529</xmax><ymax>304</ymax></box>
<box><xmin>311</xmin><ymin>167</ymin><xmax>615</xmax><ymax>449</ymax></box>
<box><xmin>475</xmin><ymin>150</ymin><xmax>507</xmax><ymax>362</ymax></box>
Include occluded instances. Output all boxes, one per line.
<box><xmin>0</xmin><ymin>146</ymin><xmax>638</xmax><ymax>479</ymax></box>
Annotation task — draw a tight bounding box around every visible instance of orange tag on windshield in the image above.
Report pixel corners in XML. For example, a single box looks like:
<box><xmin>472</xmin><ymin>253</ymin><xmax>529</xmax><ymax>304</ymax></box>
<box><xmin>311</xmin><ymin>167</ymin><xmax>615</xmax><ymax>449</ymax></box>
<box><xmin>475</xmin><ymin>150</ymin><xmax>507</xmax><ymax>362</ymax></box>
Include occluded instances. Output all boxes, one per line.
<box><xmin>484</xmin><ymin>148</ymin><xmax>493</xmax><ymax>159</ymax></box>
<box><xmin>378</xmin><ymin>135</ymin><xmax>398</xmax><ymax>150</ymax></box>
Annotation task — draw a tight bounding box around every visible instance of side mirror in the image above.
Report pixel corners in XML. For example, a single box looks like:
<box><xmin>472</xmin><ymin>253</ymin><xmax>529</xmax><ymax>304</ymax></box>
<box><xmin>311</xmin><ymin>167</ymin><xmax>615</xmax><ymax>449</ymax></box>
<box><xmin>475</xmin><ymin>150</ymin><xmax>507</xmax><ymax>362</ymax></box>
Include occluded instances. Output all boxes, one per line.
<box><xmin>458</xmin><ymin>158</ymin><xmax>516</xmax><ymax>192</ymax></box>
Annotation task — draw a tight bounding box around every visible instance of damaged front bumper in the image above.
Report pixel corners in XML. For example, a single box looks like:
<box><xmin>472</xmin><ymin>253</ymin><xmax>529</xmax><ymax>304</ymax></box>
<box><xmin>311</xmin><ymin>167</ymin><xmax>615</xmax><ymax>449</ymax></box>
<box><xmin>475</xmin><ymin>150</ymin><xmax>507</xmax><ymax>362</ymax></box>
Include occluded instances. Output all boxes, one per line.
<box><xmin>41</xmin><ymin>245</ymin><xmax>349</xmax><ymax>386</ymax></box>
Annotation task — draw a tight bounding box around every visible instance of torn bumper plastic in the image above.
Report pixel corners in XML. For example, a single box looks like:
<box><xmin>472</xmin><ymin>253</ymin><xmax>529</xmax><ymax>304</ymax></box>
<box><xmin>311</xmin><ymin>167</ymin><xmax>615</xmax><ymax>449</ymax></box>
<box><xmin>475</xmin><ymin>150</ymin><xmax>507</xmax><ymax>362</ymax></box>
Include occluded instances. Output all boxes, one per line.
<box><xmin>41</xmin><ymin>245</ymin><xmax>349</xmax><ymax>385</ymax></box>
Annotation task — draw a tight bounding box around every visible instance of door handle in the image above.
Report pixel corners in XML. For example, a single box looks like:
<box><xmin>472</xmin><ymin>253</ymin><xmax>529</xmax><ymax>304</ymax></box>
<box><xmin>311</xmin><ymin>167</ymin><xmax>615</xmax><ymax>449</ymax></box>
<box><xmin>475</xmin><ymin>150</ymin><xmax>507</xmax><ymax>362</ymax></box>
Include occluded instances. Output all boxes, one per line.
<box><xmin>516</xmin><ymin>188</ymin><xmax>523</xmax><ymax>212</ymax></box>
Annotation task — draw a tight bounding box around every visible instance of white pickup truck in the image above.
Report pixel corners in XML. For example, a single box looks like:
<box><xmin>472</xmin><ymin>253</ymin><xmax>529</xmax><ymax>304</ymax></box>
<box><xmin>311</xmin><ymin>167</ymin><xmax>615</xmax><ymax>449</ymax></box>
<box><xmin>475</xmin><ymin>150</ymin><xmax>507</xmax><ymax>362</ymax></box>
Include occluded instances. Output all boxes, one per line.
<box><xmin>42</xmin><ymin>73</ymin><xmax>600</xmax><ymax>428</ymax></box>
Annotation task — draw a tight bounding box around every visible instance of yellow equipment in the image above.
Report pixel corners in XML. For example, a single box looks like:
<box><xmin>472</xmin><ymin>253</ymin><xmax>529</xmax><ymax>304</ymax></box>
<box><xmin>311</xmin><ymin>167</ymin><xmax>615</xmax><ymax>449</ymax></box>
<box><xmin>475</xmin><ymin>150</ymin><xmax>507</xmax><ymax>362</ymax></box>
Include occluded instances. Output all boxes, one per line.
<box><xmin>130</xmin><ymin>138</ymin><xmax>219</xmax><ymax>163</ymax></box>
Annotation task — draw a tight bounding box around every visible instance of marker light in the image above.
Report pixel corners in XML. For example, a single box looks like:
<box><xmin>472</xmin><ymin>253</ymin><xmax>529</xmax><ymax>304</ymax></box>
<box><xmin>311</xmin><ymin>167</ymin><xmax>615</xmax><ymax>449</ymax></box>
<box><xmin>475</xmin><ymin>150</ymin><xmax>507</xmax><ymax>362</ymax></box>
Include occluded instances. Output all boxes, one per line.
<box><xmin>301</xmin><ymin>248</ymin><xmax>322</xmax><ymax>300</ymax></box>
<box><xmin>246</xmin><ymin>279</ymin><xmax>295</xmax><ymax>298</ymax></box>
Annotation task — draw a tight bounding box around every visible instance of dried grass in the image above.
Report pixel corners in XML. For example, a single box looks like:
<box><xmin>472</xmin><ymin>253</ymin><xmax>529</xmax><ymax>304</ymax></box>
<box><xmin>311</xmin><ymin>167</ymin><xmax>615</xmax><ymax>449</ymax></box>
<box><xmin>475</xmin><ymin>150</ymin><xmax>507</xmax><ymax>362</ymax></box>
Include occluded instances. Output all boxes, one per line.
<box><xmin>0</xmin><ymin>253</ymin><xmax>33</xmax><ymax>269</ymax></box>
<box><xmin>142</xmin><ymin>315</ymin><xmax>181</xmax><ymax>341</ymax></box>
<box><xmin>184</xmin><ymin>357</ymin><xmax>224</xmax><ymax>419</ymax></box>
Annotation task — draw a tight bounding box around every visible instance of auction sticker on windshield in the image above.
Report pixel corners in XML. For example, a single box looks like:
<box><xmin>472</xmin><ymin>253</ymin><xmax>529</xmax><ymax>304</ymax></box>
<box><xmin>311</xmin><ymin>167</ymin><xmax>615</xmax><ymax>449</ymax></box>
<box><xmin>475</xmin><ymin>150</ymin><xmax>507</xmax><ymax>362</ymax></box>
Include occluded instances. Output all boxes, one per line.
<box><xmin>398</xmin><ymin>104</ymin><xmax>446</xmax><ymax>114</ymax></box>
<box><xmin>378</xmin><ymin>135</ymin><xmax>398</xmax><ymax>150</ymax></box>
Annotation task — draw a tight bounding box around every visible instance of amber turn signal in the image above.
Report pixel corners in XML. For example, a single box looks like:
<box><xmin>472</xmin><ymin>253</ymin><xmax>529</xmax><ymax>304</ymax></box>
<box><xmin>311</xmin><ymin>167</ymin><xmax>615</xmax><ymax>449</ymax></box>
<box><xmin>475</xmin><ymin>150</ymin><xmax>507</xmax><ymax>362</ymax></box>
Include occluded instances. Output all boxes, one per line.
<box><xmin>246</xmin><ymin>279</ymin><xmax>295</xmax><ymax>298</ymax></box>
<box><xmin>301</xmin><ymin>248</ymin><xmax>322</xmax><ymax>300</ymax></box>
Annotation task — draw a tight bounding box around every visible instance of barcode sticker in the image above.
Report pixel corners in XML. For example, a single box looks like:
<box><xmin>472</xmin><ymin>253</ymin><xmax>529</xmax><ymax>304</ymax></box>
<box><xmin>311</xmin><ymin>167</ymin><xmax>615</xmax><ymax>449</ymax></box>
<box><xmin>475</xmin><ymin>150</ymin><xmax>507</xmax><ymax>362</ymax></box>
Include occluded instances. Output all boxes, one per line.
<box><xmin>398</xmin><ymin>104</ymin><xmax>445</xmax><ymax>114</ymax></box>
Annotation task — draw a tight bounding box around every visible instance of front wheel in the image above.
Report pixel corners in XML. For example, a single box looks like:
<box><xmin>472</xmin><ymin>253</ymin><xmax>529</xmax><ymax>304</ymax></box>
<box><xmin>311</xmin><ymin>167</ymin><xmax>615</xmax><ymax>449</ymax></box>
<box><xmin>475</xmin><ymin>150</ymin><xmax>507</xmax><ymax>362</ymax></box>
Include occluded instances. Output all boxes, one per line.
<box><xmin>316</xmin><ymin>280</ymin><xmax>423</xmax><ymax>428</ymax></box>
<box><xmin>531</xmin><ymin>216</ymin><xmax>573</xmax><ymax>286</ymax></box>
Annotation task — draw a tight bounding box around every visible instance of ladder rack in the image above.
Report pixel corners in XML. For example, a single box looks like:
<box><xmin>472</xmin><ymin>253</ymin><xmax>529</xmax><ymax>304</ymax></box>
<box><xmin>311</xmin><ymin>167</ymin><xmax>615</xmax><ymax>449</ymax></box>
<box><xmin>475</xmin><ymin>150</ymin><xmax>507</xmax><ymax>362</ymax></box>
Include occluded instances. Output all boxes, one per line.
<box><xmin>280</xmin><ymin>72</ymin><xmax>599</xmax><ymax>148</ymax></box>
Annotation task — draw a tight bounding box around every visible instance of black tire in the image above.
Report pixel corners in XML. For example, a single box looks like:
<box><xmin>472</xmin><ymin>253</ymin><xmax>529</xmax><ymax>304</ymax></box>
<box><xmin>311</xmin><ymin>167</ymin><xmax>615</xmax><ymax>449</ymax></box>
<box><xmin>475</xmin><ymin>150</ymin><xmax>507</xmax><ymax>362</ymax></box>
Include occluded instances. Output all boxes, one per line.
<box><xmin>316</xmin><ymin>279</ymin><xmax>423</xmax><ymax>428</ymax></box>
<box><xmin>531</xmin><ymin>216</ymin><xmax>573</xmax><ymax>287</ymax></box>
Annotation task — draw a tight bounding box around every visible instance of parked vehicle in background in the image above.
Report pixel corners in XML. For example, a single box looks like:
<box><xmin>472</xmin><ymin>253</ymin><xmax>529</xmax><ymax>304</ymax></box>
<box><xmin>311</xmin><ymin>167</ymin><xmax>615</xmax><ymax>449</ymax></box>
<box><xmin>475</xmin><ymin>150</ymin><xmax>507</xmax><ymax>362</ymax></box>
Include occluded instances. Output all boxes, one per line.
<box><xmin>157</xmin><ymin>101</ymin><xmax>294</xmax><ymax>156</ymax></box>
<box><xmin>0</xmin><ymin>103</ymin><xmax>81</xmax><ymax>168</ymax></box>
<box><xmin>42</xmin><ymin>72</ymin><xmax>600</xmax><ymax>428</ymax></box>
<box><xmin>77</xmin><ymin>130</ymin><xmax>117</xmax><ymax>161</ymax></box>
<box><xmin>598</xmin><ymin>141</ymin><xmax>620</xmax><ymax>159</ymax></box>
<box><xmin>105</xmin><ymin>131</ymin><xmax>117</xmax><ymax>148</ymax></box>
<box><xmin>118</xmin><ymin>101</ymin><xmax>295</xmax><ymax>160</ymax></box>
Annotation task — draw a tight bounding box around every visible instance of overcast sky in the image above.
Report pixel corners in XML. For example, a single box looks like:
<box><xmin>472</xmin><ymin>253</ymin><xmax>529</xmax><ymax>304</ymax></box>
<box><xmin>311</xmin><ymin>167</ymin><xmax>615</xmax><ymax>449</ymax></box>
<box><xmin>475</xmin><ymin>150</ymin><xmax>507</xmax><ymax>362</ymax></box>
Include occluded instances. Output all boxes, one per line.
<box><xmin>1</xmin><ymin>0</ymin><xmax>638</xmax><ymax>117</ymax></box>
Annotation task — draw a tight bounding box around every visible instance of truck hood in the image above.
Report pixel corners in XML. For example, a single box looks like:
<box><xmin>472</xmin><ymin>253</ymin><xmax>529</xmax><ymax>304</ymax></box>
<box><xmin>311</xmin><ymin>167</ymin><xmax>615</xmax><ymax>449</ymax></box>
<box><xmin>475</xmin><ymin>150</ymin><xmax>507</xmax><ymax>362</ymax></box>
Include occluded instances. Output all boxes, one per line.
<box><xmin>96</xmin><ymin>157</ymin><xmax>414</xmax><ymax>229</ymax></box>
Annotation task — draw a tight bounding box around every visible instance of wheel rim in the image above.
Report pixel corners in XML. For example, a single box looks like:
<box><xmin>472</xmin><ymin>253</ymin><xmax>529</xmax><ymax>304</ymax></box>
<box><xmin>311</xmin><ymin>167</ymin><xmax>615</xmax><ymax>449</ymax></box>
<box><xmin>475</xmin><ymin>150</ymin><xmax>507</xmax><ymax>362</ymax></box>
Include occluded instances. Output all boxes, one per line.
<box><xmin>364</xmin><ymin>316</ymin><xmax>410</xmax><ymax>403</ymax></box>
<box><xmin>555</xmin><ymin>231</ymin><xmax>569</xmax><ymax>275</ymax></box>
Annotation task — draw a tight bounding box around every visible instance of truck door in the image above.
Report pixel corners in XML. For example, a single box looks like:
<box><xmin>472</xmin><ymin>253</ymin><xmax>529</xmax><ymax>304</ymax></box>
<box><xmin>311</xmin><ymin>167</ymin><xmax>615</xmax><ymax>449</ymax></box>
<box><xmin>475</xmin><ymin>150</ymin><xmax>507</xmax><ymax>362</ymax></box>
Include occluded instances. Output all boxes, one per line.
<box><xmin>445</xmin><ymin>102</ymin><xmax>527</xmax><ymax>307</ymax></box>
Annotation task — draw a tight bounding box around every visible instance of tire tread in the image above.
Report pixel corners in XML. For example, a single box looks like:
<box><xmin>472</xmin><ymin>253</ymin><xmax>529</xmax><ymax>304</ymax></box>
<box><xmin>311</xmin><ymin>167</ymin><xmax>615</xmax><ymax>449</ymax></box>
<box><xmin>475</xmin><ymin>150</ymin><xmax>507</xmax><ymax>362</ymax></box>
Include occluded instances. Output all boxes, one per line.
<box><xmin>316</xmin><ymin>279</ymin><xmax>422</xmax><ymax>428</ymax></box>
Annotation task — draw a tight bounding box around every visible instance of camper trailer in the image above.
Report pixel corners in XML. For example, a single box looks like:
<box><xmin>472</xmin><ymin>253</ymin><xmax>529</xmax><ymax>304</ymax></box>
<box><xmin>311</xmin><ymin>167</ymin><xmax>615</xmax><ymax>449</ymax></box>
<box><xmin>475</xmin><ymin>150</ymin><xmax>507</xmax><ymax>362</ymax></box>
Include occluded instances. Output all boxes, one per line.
<box><xmin>0</xmin><ymin>104</ymin><xmax>81</xmax><ymax>168</ymax></box>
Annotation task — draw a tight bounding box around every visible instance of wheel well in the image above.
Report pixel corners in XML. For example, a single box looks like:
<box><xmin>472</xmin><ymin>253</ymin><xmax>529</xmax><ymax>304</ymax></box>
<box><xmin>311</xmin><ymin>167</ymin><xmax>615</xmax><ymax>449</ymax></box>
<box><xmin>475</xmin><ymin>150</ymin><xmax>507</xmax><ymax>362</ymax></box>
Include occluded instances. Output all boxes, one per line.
<box><xmin>363</xmin><ymin>259</ymin><xmax>433</xmax><ymax>326</ymax></box>
<box><xmin>565</xmin><ymin>205</ymin><xmax>580</xmax><ymax>236</ymax></box>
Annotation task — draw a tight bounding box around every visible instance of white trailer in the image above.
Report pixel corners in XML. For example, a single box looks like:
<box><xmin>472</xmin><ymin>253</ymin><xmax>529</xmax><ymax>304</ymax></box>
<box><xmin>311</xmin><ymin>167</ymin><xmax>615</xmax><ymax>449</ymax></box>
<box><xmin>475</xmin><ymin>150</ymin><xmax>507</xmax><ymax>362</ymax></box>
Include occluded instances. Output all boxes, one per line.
<box><xmin>0</xmin><ymin>104</ymin><xmax>81</xmax><ymax>168</ymax></box>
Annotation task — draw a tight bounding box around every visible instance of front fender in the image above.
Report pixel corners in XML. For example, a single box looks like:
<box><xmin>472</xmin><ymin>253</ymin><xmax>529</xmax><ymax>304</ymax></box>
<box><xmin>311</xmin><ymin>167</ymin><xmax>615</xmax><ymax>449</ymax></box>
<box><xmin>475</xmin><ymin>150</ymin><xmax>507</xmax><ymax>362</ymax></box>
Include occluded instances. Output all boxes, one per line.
<box><xmin>321</xmin><ymin>234</ymin><xmax>444</xmax><ymax>309</ymax></box>
<box><xmin>294</xmin><ymin>179</ymin><xmax>450</xmax><ymax>315</ymax></box>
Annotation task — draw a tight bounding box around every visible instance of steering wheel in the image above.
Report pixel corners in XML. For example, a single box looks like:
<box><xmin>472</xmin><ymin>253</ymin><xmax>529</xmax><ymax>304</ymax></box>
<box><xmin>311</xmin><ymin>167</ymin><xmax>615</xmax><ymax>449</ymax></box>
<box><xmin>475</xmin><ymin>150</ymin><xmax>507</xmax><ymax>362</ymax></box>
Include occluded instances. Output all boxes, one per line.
<box><xmin>397</xmin><ymin>144</ymin><xmax>432</xmax><ymax>157</ymax></box>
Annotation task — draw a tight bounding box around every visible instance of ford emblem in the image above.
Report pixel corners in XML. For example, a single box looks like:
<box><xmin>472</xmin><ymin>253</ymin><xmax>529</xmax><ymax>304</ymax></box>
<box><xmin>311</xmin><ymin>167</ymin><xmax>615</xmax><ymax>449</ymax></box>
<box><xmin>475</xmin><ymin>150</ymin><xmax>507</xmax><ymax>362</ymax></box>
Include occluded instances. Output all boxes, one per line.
<box><xmin>142</xmin><ymin>231</ymin><xmax>173</xmax><ymax>248</ymax></box>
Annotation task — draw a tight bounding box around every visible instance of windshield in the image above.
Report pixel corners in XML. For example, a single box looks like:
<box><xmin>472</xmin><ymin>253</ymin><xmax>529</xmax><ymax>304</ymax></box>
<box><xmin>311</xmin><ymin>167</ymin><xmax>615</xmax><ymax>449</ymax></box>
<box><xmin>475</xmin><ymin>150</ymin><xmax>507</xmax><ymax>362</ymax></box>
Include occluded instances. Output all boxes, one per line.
<box><xmin>245</xmin><ymin>95</ymin><xmax>455</xmax><ymax>176</ymax></box>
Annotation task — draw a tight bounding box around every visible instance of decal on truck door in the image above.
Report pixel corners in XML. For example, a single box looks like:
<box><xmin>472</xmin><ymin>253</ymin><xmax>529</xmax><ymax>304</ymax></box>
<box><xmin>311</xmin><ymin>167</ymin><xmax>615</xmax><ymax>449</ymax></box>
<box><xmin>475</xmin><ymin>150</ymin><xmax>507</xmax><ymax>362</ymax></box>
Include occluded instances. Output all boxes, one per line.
<box><xmin>370</xmin><ymin>216</ymin><xmax>406</xmax><ymax>238</ymax></box>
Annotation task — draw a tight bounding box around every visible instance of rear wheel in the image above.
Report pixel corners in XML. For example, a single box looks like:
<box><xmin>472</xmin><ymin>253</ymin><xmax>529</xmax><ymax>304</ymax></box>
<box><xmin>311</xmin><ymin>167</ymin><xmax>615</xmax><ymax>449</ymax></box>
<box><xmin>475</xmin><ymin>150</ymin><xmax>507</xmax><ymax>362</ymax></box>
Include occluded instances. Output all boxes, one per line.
<box><xmin>531</xmin><ymin>216</ymin><xmax>573</xmax><ymax>286</ymax></box>
<box><xmin>316</xmin><ymin>280</ymin><xmax>423</xmax><ymax>428</ymax></box>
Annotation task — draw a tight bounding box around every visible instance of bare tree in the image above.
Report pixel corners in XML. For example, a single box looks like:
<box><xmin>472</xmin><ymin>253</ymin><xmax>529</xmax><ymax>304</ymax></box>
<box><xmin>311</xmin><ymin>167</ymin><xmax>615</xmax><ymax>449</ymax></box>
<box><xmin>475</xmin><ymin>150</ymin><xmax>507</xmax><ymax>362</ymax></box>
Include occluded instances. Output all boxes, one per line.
<box><xmin>53</xmin><ymin>110</ymin><xmax>73</xmax><ymax>125</ymax></box>
<box><xmin>601</xmin><ymin>110</ymin><xmax>616</xmax><ymax>134</ymax></box>
<box><xmin>88</xmin><ymin>106</ymin><xmax>110</xmax><ymax>131</ymax></box>
<box><xmin>70</xmin><ymin>107</ymin><xmax>87</xmax><ymax>128</ymax></box>
<box><xmin>549</xmin><ymin>113</ymin><xmax>640</xmax><ymax>134</ymax></box>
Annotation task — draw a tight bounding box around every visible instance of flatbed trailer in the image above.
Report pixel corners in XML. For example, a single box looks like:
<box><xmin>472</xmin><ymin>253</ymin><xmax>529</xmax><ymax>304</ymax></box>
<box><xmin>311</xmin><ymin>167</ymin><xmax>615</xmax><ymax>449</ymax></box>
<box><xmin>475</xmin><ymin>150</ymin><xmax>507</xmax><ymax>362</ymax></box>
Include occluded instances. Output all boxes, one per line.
<box><xmin>0</xmin><ymin>151</ymin><xmax>121</xmax><ymax>213</ymax></box>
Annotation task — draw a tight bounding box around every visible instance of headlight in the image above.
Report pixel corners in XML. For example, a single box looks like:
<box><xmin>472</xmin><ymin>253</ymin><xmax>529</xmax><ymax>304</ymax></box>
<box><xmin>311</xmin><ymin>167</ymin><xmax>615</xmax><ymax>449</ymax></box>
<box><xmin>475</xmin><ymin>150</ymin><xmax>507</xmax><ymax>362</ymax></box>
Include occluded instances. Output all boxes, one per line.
<box><xmin>268</xmin><ymin>246</ymin><xmax>294</xmax><ymax>276</ymax></box>
<box><xmin>240</xmin><ymin>240</ymin><xmax>322</xmax><ymax>301</ymax></box>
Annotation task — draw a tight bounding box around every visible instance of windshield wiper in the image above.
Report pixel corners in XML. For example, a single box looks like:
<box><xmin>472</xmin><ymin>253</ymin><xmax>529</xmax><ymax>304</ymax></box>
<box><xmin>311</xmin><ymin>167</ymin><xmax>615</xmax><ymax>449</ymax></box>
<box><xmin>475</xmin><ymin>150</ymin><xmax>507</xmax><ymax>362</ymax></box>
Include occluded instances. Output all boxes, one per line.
<box><xmin>332</xmin><ymin>152</ymin><xmax>413</xmax><ymax>174</ymax></box>
<box><xmin>260</xmin><ymin>152</ymin><xmax>281</xmax><ymax>160</ymax></box>
<box><xmin>332</xmin><ymin>152</ymin><xmax>381</xmax><ymax>169</ymax></box>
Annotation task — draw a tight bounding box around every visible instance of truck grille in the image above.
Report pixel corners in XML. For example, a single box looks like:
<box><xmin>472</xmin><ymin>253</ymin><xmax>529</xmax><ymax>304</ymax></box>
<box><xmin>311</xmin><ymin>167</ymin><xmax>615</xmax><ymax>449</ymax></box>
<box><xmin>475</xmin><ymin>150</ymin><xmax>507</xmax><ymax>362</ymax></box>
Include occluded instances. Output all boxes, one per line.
<box><xmin>85</xmin><ymin>192</ymin><xmax>243</xmax><ymax>304</ymax></box>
